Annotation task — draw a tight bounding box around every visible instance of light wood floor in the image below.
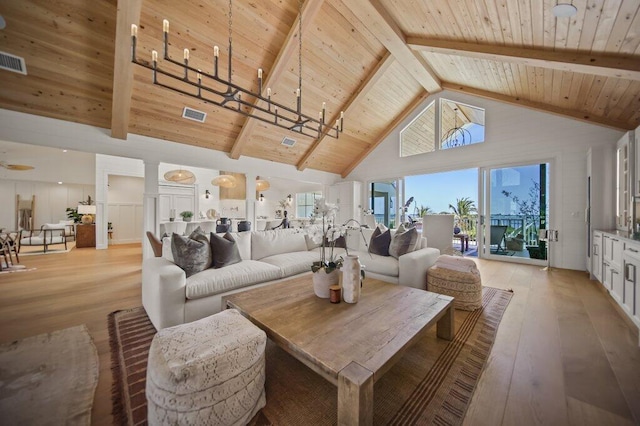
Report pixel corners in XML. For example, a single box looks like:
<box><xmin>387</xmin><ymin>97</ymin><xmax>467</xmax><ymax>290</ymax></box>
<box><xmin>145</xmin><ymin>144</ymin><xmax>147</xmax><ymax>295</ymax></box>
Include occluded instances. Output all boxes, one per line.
<box><xmin>0</xmin><ymin>244</ymin><xmax>638</xmax><ymax>425</ymax></box>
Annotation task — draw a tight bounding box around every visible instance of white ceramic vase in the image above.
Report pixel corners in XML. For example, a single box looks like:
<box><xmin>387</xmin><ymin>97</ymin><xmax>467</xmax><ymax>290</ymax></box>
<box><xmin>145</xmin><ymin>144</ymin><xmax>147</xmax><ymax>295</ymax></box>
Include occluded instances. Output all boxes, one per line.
<box><xmin>341</xmin><ymin>254</ymin><xmax>361</xmax><ymax>303</ymax></box>
<box><xmin>312</xmin><ymin>269</ymin><xmax>339</xmax><ymax>298</ymax></box>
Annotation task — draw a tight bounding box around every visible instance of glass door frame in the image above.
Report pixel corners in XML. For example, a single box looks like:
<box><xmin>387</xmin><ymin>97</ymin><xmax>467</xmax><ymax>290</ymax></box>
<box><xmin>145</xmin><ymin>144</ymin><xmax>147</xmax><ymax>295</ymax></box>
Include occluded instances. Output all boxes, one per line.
<box><xmin>366</xmin><ymin>177</ymin><xmax>404</xmax><ymax>229</ymax></box>
<box><xmin>478</xmin><ymin>158</ymin><xmax>555</xmax><ymax>266</ymax></box>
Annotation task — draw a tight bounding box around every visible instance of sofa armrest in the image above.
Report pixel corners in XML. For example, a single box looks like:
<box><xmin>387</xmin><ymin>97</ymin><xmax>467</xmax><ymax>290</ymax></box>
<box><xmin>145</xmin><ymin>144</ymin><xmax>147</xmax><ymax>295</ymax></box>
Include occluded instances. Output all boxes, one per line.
<box><xmin>398</xmin><ymin>247</ymin><xmax>440</xmax><ymax>289</ymax></box>
<box><xmin>142</xmin><ymin>257</ymin><xmax>187</xmax><ymax>330</ymax></box>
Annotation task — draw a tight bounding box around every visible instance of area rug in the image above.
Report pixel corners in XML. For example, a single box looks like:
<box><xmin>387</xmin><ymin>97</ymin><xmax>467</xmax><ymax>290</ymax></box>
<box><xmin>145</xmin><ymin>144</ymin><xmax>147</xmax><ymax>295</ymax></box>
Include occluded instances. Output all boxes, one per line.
<box><xmin>0</xmin><ymin>325</ymin><xmax>99</xmax><ymax>425</ymax></box>
<box><xmin>110</xmin><ymin>287</ymin><xmax>512</xmax><ymax>425</ymax></box>
<box><xmin>19</xmin><ymin>241</ymin><xmax>76</xmax><ymax>256</ymax></box>
<box><xmin>0</xmin><ymin>264</ymin><xmax>36</xmax><ymax>274</ymax></box>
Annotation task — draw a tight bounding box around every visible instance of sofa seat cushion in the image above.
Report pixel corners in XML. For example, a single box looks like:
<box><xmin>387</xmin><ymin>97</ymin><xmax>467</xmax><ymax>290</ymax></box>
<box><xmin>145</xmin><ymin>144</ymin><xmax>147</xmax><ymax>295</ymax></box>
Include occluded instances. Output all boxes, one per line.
<box><xmin>259</xmin><ymin>251</ymin><xmax>320</xmax><ymax>277</ymax></box>
<box><xmin>185</xmin><ymin>260</ymin><xmax>281</xmax><ymax>300</ymax></box>
<box><xmin>350</xmin><ymin>250</ymin><xmax>399</xmax><ymax>277</ymax></box>
<box><xmin>20</xmin><ymin>235</ymin><xmax>65</xmax><ymax>246</ymax></box>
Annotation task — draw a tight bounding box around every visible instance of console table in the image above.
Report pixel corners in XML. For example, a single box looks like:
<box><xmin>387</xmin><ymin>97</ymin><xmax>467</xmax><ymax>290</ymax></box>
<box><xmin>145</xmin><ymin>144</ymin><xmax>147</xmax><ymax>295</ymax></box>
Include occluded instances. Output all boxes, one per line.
<box><xmin>76</xmin><ymin>224</ymin><xmax>96</xmax><ymax>248</ymax></box>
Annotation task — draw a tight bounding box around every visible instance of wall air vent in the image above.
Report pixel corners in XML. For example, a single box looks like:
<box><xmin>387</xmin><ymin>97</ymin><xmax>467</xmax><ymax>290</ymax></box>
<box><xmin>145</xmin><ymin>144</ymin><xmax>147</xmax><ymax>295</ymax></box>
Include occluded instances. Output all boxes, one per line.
<box><xmin>0</xmin><ymin>51</ymin><xmax>27</xmax><ymax>75</ymax></box>
<box><xmin>281</xmin><ymin>136</ymin><xmax>296</xmax><ymax>147</ymax></box>
<box><xmin>182</xmin><ymin>107</ymin><xmax>207</xmax><ymax>123</ymax></box>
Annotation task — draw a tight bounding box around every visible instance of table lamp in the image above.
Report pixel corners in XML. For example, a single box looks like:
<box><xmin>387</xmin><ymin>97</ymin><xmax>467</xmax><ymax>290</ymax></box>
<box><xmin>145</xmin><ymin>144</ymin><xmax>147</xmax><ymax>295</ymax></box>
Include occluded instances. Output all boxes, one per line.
<box><xmin>78</xmin><ymin>204</ymin><xmax>96</xmax><ymax>224</ymax></box>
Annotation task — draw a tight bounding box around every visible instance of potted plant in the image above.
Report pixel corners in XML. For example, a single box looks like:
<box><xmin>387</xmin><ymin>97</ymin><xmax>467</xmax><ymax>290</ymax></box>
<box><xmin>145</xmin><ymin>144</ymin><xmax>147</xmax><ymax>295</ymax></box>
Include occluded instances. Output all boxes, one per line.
<box><xmin>179</xmin><ymin>211</ymin><xmax>194</xmax><ymax>222</ymax></box>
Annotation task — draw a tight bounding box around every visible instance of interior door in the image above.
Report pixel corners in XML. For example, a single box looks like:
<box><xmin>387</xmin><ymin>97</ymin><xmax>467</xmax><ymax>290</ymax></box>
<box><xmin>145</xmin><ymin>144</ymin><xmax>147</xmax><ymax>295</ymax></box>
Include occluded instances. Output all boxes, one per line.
<box><xmin>479</xmin><ymin>162</ymin><xmax>550</xmax><ymax>265</ymax></box>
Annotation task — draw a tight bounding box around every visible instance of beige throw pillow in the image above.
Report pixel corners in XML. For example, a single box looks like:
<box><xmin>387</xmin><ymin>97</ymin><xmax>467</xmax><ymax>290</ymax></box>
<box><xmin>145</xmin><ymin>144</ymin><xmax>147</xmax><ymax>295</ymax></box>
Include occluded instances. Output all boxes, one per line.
<box><xmin>389</xmin><ymin>226</ymin><xmax>419</xmax><ymax>259</ymax></box>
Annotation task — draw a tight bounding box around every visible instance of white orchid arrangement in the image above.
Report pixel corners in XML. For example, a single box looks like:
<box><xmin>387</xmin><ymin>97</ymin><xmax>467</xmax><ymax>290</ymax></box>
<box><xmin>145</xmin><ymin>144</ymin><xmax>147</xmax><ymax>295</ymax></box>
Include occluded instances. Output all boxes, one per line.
<box><xmin>310</xmin><ymin>198</ymin><xmax>368</xmax><ymax>274</ymax></box>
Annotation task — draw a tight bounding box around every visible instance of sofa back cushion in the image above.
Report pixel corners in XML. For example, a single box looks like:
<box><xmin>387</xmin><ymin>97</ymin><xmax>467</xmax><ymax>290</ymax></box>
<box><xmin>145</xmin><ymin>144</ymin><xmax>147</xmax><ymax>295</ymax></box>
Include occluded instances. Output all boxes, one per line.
<box><xmin>210</xmin><ymin>232</ymin><xmax>242</xmax><ymax>269</ymax></box>
<box><xmin>171</xmin><ymin>230</ymin><xmax>212</xmax><ymax>277</ymax></box>
<box><xmin>252</xmin><ymin>230</ymin><xmax>308</xmax><ymax>260</ymax></box>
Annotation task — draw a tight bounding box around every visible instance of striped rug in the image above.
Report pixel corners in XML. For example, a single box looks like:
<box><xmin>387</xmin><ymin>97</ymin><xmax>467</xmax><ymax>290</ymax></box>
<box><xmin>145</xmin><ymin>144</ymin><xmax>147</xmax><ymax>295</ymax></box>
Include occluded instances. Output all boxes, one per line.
<box><xmin>109</xmin><ymin>286</ymin><xmax>512</xmax><ymax>425</ymax></box>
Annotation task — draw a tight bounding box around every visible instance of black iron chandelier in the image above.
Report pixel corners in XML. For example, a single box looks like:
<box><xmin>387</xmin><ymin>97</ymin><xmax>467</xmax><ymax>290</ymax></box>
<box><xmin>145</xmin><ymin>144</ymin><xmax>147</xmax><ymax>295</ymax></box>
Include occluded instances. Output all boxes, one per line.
<box><xmin>130</xmin><ymin>0</ymin><xmax>344</xmax><ymax>140</ymax></box>
<box><xmin>441</xmin><ymin>107</ymin><xmax>471</xmax><ymax>148</ymax></box>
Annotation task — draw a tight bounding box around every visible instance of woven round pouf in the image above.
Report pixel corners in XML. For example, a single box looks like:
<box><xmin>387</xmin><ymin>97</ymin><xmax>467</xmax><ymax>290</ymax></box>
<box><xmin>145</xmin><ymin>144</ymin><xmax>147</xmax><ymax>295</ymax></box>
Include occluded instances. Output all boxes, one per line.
<box><xmin>427</xmin><ymin>258</ymin><xmax>482</xmax><ymax>311</ymax></box>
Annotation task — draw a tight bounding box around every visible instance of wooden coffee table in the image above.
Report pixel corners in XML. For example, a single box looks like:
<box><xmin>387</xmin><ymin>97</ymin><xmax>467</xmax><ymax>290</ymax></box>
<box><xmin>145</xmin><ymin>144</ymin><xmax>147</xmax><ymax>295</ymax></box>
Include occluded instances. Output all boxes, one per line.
<box><xmin>225</xmin><ymin>275</ymin><xmax>455</xmax><ymax>425</ymax></box>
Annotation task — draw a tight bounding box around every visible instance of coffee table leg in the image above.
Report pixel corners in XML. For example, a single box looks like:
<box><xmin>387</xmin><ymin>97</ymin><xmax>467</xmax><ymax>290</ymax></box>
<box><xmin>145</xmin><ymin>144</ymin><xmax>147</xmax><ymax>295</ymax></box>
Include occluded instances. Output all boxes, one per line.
<box><xmin>436</xmin><ymin>305</ymin><xmax>455</xmax><ymax>340</ymax></box>
<box><xmin>338</xmin><ymin>362</ymin><xmax>374</xmax><ymax>425</ymax></box>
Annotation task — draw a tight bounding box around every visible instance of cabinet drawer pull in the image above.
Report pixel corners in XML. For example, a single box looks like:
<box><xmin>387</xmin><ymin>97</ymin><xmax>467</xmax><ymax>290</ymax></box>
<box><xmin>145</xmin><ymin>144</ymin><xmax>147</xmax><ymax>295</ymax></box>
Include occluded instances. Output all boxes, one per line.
<box><xmin>612</xmin><ymin>270</ymin><xmax>620</xmax><ymax>275</ymax></box>
<box><xmin>593</xmin><ymin>245</ymin><xmax>598</xmax><ymax>255</ymax></box>
<box><xmin>628</xmin><ymin>248</ymin><xmax>639</xmax><ymax>253</ymax></box>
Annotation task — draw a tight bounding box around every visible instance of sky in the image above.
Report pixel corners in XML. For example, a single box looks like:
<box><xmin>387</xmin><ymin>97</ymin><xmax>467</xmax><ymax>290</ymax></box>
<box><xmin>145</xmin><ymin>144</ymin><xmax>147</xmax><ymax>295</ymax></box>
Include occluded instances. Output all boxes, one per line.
<box><xmin>405</xmin><ymin>168</ymin><xmax>478</xmax><ymax>214</ymax></box>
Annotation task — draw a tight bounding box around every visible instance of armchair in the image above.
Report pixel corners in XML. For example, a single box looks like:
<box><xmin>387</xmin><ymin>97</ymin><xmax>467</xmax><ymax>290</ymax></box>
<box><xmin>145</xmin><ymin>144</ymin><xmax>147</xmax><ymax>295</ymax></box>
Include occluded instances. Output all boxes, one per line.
<box><xmin>19</xmin><ymin>224</ymin><xmax>67</xmax><ymax>253</ymax></box>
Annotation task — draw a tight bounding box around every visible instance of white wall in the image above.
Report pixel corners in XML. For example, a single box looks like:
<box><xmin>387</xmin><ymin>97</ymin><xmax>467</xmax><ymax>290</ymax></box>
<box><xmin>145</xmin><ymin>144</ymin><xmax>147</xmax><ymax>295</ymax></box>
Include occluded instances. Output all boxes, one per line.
<box><xmin>0</xmin><ymin>179</ymin><xmax>94</xmax><ymax>231</ymax></box>
<box><xmin>107</xmin><ymin>175</ymin><xmax>144</xmax><ymax>244</ymax></box>
<box><xmin>348</xmin><ymin>90</ymin><xmax>625</xmax><ymax>271</ymax></box>
<box><xmin>0</xmin><ymin>109</ymin><xmax>340</xmax><ymax>186</ymax></box>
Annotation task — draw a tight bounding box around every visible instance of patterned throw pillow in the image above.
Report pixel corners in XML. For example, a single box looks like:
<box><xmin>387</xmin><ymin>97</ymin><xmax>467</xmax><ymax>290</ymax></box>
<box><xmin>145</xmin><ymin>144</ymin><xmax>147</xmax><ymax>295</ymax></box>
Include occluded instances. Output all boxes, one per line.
<box><xmin>389</xmin><ymin>226</ymin><xmax>419</xmax><ymax>259</ymax></box>
<box><xmin>210</xmin><ymin>232</ymin><xmax>243</xmax><ymax>268</ymax></box>
<box><xmin>369</xmin><ymin>226</ymin><xmax>391</xmax><ymax>256</ymax></box>
<box><xmin>171</xmin><ymin>229</ymin><xmax>212</xmax><ymax>277</ymax></box>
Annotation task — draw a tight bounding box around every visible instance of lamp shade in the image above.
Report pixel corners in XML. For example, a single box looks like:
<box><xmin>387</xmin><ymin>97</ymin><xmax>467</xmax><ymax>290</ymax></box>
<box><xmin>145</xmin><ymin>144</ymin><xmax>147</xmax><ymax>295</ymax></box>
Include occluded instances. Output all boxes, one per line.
<box><xmin>164</xmin><ymin>169</ymin><xmax>196</xmax><ymax>184</ymax></box>
<box><xmin>77</xmin><ymin>204</ymin><xmax>97</xmax><ymax>215</ymax></box>
<box><xmin>211</xmin><ymin>175</ymin><xmax>237</xmax><ymax>188</ymax></box>
<box><xmin>255</xmin><ymin>177</ymin><xmax>270</xmax><ymax>191</ymax></box>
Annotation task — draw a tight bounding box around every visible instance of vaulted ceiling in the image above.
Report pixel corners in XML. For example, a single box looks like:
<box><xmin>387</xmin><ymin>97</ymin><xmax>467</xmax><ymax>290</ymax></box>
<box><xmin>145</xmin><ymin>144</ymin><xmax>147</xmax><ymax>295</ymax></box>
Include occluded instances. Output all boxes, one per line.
<box><xmin>0</xmin><ymin>0</ymin><xmax>638</xmax><ymax>178</ymax></box>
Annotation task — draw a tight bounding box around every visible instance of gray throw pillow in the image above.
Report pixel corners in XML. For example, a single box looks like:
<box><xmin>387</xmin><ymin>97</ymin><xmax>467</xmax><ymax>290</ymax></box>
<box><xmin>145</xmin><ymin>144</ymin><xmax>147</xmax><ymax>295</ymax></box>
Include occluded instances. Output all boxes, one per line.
<box><xmin>210</xmin><ymin>232</ymin><xmax>242</xmax><ymax>268</ymax></box>
<box><xmin>369</xmin><ymin>226</ymin><xmax>391</xmax><ymax>256</ymax></box>
<box><xmin>171</xmin><ymin>231</ymin><xmax>212</xmax><ymax>277</ymax></box>
<box><xmin>389</xmin><ymin>226</ymin><xmax>419</xmax><ymax>259</ymax></box>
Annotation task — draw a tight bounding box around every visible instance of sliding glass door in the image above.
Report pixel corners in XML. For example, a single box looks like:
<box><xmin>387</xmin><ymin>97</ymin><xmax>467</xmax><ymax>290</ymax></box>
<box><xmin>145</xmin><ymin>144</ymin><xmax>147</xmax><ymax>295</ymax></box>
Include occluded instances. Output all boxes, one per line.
<box><xmin>479</xmin><ymin>162</ymin><xmax>550</xmax><ymax>264</ymax></box>
<box><xmin>369</xmin><ymin>180</ymin><xmax>399</xmax><ymax>228</ymax></box>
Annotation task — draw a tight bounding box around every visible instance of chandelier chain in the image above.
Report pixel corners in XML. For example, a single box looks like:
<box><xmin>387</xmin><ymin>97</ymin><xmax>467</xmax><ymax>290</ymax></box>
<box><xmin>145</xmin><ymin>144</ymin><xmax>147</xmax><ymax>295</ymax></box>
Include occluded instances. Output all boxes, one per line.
<box><xmin>228</xmin><ymin>0</ymin><xmax>233</xmax><ymax>46</ymax></box>
<box><xmin>298</xmin><ymin>0</ymin><xmax>303</xmax><ymax>96</ymax></box>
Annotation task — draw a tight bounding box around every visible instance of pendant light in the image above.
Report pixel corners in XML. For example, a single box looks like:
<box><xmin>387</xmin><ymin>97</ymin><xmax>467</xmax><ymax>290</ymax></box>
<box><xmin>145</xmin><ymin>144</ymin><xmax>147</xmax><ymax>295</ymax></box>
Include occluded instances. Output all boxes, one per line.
<box><xmin>164</xmin><ymin>169</ymin><xmax>196</xmax><ymax>184</ymax></box>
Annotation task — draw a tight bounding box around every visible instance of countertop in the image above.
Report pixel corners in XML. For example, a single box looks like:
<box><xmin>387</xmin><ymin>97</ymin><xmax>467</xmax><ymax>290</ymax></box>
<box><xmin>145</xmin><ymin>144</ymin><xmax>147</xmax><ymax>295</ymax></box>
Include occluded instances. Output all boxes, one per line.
<box><xmin>596</xmin><ymin>228</ymin><xmax>640</xmax><ymax>243</ymax></box>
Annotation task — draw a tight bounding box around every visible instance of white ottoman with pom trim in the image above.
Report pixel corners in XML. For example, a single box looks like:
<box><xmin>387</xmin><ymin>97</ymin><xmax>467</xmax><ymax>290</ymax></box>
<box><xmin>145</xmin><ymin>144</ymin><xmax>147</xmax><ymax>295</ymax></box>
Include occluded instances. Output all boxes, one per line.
<box><xmin>146</xmin><ymin>309</ymin><xmax>266</xmax><ymax>425</ymax></box>
<box><xmin>427</xmin><ymin>255</ymin><xmax>482</xmax><ymax>311</ymax></box>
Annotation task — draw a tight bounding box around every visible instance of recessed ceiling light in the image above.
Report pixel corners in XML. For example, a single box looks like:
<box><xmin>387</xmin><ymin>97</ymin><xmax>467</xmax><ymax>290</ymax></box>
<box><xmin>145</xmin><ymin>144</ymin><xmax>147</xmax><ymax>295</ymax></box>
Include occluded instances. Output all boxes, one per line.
<box><xmin>553</xmin><ymin>3</ymin><xmax>577</xmax><ymax>18</ymax></box>
<box><xmin>62</xmin><ymin>149</ymin><xmax>68</xmax><ymax>153</ymax></box>
<box><xmin>57</xmin><ymin>181</ymin><xmax>63</xmax><ymax>185</ymax></box>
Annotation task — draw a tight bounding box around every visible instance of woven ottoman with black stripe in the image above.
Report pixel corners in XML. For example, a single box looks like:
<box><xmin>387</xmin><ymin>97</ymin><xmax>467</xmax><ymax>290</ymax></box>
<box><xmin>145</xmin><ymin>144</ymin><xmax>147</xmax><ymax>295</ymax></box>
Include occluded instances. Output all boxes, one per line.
<box><xmin>427</xmin><ymin>255</ymin><xmax>482</xmax><ymax>311</ymax></box>
<box><xmin>146</xmin><ymin>309</ymin><xmax>266</xmax><ymax>425</ymax></box>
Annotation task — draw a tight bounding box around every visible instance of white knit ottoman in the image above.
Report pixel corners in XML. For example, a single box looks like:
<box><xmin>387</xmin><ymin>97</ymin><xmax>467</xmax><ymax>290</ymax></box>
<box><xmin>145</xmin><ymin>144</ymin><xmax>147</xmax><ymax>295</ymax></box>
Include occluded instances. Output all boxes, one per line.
<box><xmin>427</xmin><ymin>255</ymin><xmax>482</xmax><ymax>311</ymax></box>
<box><xmin>146</xmin><ymin>309</ymin><xmax>266</xmax><ymax>425</ymax></box>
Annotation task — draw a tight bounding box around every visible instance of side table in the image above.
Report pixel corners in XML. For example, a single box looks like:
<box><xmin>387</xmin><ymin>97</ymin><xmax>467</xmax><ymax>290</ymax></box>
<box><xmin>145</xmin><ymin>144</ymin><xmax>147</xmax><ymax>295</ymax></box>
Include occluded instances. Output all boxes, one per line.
<box><xmin>76</xmin><ymin>224</ymin><xmax>96</xmax><ymax>248</ymax></box>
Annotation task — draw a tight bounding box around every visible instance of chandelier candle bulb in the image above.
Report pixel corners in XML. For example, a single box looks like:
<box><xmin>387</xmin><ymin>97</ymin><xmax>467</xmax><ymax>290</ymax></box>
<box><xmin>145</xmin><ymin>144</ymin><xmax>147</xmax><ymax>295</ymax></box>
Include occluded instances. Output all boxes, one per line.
<box><xmin>152</xmin><ymin>50</ymin><xmax>158</xmax><ymax>63</ymax></box>
<box><xmin>258</xmin><ymin>68</ymin><xmax>262</xmax><ymax>79</ymax></box>
<box><xmin>183</xmin><ymin>48</ymin><xmax>189</xmax><ymax>60</ymax></box>
<box><xmin>131</xmin><ymin>24</ymin><xmax>137</xmax><ymax>37</ymax></box>
<box><xmin>162</xmin><ymin>19</ymin><xmax>169</xmax><ymax>33</ymax></box>
<box><xmin>296</xmin><ymin>88</ymin><xmax>300</xmax><ymax>97</ymax></box>
<box><xmin>213</xmin><ymin>46</ymin><xmax>219</xmax><ymax>57</ymax></box>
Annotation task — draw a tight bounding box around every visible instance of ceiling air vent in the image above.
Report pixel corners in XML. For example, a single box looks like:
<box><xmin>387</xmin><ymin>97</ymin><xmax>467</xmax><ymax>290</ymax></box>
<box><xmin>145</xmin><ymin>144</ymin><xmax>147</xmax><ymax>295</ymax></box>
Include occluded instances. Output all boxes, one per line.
<box><xmin>281</xmin><ymin>136</ymin><xmax>296</xmax><ymax>147</ymax></box>
<box><xmin>0</xmin><ymin>51</ymin><xmax>27</xmax><ymax>75</ymax></box>
<box><xmin>182</xmin><ymin>107</ymin><xmax>207</xmax><ymax>123</ymax></box>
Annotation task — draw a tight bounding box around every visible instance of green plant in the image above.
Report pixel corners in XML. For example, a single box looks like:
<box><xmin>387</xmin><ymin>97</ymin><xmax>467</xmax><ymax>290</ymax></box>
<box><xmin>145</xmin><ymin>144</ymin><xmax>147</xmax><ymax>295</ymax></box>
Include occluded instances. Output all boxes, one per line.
<box><xmin>449</xmin><ymin>197</ymin><xmax>477</xmax><ymax>234</ymax></box>
<box><xmin>179</xmin><ymin>211</ymin><xmax>194</xmax><ymax>219</ymax></box>
<box><xmin>66</xmin><ymin>207</ymin><xmax>81</xmax><ymax>223</ymax></box>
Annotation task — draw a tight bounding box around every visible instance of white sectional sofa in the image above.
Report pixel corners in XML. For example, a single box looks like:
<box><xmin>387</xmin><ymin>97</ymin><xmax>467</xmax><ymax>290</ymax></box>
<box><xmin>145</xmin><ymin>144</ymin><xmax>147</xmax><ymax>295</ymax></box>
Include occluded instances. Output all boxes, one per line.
<box><xmin>142</xmin><ymin>228</ymin><xmax>440</xmax><ymax>330</ymax></box>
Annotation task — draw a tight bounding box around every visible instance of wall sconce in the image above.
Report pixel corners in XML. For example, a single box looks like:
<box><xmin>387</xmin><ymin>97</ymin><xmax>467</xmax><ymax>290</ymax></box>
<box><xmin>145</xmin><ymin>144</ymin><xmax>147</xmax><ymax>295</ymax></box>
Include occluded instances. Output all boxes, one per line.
<box><xmin>287</xmin><ymin>194</ymin><xmax>292</xmax><ymax>203</ymax></box>
<box><xmin>205</xmin><ymin>189</ymin><xmax>211</xmax><ymax>199</ymax></box>
<box><xmin>259</xmin><ymin>193</ymin><xmax>265</xmax><ymax>202</ymax></box>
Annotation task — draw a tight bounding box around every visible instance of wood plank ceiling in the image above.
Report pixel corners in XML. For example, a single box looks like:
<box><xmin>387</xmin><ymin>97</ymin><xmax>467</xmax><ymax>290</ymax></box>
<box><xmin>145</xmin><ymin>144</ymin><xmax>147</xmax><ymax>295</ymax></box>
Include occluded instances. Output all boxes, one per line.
<box><xmin>0</xmin><ymin>0</ymin><xmax>638</xmax><ymax>178</ymax></box>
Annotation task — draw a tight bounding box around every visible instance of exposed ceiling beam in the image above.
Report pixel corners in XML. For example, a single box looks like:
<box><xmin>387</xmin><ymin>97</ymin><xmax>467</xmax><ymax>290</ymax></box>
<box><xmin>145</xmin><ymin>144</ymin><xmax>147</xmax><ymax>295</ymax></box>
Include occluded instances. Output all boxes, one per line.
<box><xmin>341</xmin><ymin>0</ymin><xmax>441</xmax><ymax>94</ymax></box>
<box><xmin>228</xmin><ymin>0</ymin><xmax>325</xmax><ymax>160</ymax></box>
<box><xmin>110</xmin><ymin>0</ymin><xmax>142</xmax><ymax>140</ymax></box>
<box><xmin>408</xmin><ymin>38</ymin><xmax>640</xmax><ymax>81</ymax></box>
<box><xmin>341</xmin><ymin>91</ymin><xmax>429</xmax><ymax>178</ymax></box>
<box><xmin>297</xmin><ymin>52</ymin><xmax>395</xmax><ymax>171</ymax></box>
<box><xmin>443</xmin><ymin>83</ymin><xmax>634</xmax><ymax>131</ymax></box>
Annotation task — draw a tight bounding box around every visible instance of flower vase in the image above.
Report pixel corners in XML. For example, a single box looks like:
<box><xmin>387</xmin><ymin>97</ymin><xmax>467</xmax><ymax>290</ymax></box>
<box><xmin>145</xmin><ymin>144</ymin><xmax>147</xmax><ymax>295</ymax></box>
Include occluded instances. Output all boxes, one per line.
<box><xmin>341</xmin><ymin>255</ymin><xmax>361</xmax><ymax>303</ymax></box>
<box><xmin>312</xmin><ymin>269</ymin><xmax>339</xmax><ymax>298</ymax></box>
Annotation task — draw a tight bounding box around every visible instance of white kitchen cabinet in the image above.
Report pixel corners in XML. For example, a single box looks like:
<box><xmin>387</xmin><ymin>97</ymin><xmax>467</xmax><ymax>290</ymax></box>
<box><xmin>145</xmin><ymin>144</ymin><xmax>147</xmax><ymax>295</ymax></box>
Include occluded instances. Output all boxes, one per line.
<box><xmin>592</xmin><ymin>231</ymin><xmax>602</xmax><ymax>282</ymax></box>
<box><xmin>327</xmin><ymin>181</ymin><xmax>362</xmax><ymax>226</ymax></box>
<box><xmin>623</xmin><ymin>242</ymin><xmax>640</xmax><ymax>328</ymax></box>
<box><xmin>158</xmin><ymin>183</ymin><xmax>196</xmax><ymax>222</ymax></box>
